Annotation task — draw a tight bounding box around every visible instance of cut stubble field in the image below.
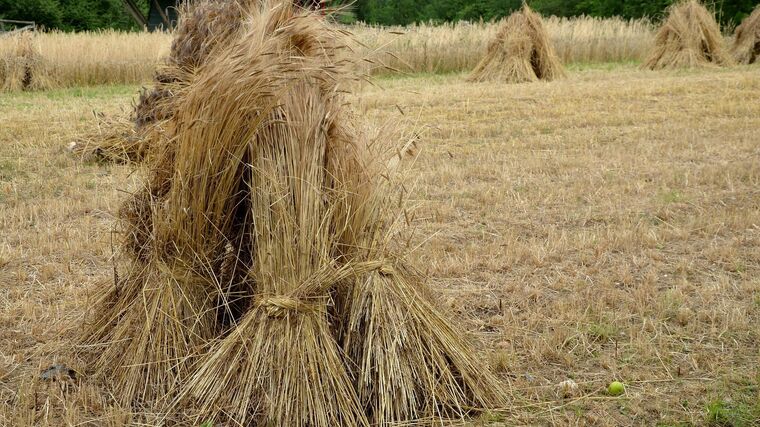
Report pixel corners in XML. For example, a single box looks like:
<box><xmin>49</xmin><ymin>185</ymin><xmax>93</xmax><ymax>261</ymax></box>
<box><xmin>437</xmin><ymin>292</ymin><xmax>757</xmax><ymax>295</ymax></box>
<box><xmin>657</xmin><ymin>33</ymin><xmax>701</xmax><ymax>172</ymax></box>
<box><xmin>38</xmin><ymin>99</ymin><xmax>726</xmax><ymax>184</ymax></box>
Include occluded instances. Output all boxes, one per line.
<box><xmin>1</xmin><ymin>64</ymin><xmax>759</xmax><ymax>425</ymax></box>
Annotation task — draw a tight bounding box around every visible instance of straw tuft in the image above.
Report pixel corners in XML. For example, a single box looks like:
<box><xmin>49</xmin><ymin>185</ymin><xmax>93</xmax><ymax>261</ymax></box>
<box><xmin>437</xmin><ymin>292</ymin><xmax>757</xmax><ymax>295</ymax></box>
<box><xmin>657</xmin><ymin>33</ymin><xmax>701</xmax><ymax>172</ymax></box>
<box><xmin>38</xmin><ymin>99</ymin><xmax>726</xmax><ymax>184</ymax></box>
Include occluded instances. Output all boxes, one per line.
<box><xmin>468</xmin><ymin>4</ymin><xmax>565</xmax><ymax>83</ymax></box>
<box><xmin>644</xmin><ymin>0</ymin><xmax>734</xmax><ymax>69</ymax></box>
<box><xmin>68</xmin><ymin>113</ymin><xmax>147</xmax><ymax>164</ymax></box>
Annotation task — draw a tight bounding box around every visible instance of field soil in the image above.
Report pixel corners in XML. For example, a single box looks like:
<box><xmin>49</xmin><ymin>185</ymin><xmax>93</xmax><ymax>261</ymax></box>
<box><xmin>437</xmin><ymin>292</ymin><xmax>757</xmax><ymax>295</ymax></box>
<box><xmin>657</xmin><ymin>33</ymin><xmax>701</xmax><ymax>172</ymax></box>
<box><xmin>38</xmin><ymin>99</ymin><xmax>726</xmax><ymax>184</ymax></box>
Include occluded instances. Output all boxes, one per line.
<box><xmin>1</xmin><ymin>65</ymin><xmax>759</xmax><ymax>425</ymax></box>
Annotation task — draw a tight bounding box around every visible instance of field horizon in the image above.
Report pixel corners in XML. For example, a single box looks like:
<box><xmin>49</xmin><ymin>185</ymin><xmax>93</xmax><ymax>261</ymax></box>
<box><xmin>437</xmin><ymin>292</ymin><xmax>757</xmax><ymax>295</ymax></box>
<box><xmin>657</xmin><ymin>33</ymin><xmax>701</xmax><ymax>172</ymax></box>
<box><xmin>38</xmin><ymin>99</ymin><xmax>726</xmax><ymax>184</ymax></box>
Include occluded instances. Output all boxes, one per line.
<box><xmin>0</xmin><ymin>15</ymin><xmax>656</xmax><ymax>91</ymax></box>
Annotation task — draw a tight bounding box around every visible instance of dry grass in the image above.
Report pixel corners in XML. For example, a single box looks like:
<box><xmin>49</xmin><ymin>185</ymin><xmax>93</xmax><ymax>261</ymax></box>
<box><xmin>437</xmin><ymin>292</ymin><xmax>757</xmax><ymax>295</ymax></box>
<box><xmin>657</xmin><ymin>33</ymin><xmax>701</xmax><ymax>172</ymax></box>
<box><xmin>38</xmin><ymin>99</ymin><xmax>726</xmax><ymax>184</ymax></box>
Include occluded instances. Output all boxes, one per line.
<box><xmin>0</xmin><ymin>16</ymin><xmax>654</xmax><ymax>90</ymax></box>
<box><xmin>1</xmin><ymin>65</ymin><xmax>759</xmax><ymax>425</ymax></box>
<box><xmin>546</xmin><ymin>16</ymin><xmax>655</xmax><ymax>64</ymax></box>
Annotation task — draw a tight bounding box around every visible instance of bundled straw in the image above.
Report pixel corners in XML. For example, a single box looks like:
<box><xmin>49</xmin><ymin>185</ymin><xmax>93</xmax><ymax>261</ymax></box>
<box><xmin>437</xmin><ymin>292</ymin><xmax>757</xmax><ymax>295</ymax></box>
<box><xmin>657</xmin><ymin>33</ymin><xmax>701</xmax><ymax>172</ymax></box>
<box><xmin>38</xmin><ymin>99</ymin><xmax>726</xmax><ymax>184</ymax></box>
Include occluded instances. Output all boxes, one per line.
<box><xmin>80</xmin><ymin>259</ymin><xmax>220</xmax><ymax>407</ymax></box>
<box><xmin>80</xmin><ymin>1</ymin><xmax>504</xmax><ymax>424</ymax></box>
<box><xmin>328</xmin><ymin>125</ymin><xmax>503</xmax><ymax>424</ymax></box>
<box><xmin>468</xmin><ymin>4</ymin><xmax>565</xmax><ymax>83</ymax></box>
<box><xmin>0</xmin><ymin>33</ymin><xmax>52</xmax><ymax>91</ymax></box>
<box><xmin>176</xmin><ymin>78</ymin><xmax>372</xmax><ymax>423</ymax></box>
<box><xmin>343</xmin><ymin>263</ymin><xmax>504</xmax><ymax>423</ymax></box>
<box><xmin>644</xmin><ymin>0</ymin><xmax>734</xmax><ymax>69</ymax></box>
<box><xmin>732</xmin><ymin>5</ymin><xmax>760</xmax><ymax>64</ymax></box>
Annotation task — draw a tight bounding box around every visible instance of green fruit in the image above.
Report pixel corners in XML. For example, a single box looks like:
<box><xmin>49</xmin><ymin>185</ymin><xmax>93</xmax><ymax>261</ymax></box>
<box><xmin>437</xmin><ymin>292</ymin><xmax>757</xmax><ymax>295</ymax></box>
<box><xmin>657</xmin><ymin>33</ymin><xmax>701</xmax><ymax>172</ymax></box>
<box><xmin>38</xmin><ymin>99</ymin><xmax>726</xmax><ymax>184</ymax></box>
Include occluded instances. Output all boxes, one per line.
<box><xmin>608</xmin><ymin>381</ymin><xmax>625</xmax><ymax>396</ymax></box>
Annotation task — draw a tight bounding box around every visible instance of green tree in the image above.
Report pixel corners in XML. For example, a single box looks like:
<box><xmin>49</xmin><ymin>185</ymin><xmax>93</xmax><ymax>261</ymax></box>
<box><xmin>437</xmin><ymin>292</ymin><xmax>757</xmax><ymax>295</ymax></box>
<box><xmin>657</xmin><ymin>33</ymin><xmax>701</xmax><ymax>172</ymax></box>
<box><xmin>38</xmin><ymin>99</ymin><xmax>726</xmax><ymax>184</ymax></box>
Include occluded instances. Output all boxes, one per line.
<box><xmin>58</xmin><ymin>0</ymin><xmax>137</xmax><ymax>31</ymax></box>
<box><xmin>0</xmin><ymin>0</ymin><xmax>140</xmax><ymax>31</ymax></box>
<box><xmin>1</xmin><ymin>0</ymin><xmax>757</xmax><ymax>31</ymax></box>
<box><xmin>0</xmin><ymin>0</ymin><xmax>63</xmax><ymax>29</ymax></box>
<box><xmin>353</xmin><ymin>0</ymin><xmax>758</xmax><ymax>25</ymax></box>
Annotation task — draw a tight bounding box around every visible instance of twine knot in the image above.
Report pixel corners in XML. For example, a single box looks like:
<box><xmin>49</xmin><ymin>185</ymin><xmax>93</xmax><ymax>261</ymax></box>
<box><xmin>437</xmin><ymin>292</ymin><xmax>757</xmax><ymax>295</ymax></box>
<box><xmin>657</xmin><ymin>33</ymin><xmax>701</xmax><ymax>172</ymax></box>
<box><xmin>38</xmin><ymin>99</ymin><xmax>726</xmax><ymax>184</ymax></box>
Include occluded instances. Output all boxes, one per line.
<box><xmin>377</xmin><ymin>261</ymin><xmax>396</xmax><ymax>276</ymax></box>
<box><xmin>257</xmin><ymin>295</ymin><xmax>319</xmax><ymax>318</ymax></box>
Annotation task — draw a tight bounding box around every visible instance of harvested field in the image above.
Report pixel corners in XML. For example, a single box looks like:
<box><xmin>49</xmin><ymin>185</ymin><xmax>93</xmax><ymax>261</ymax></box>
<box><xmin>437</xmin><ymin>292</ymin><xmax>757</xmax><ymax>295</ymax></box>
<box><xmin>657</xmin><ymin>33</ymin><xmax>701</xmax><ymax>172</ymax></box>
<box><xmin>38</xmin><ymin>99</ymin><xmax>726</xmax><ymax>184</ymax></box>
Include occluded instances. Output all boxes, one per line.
<box><xmin>1</xmin><ymin>65</ymin><xmax>759</xmax><ymax>425</ymax></box>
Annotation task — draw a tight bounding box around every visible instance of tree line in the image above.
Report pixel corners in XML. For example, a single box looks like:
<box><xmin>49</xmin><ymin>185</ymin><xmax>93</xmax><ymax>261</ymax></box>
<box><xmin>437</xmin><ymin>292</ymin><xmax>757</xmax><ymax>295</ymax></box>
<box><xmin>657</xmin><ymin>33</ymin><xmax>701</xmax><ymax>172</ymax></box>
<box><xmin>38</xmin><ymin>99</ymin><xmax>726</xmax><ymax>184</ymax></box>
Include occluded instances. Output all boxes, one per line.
<box><xmin>353</xmin><ymin>0</ymin><xmax>757</xmax><ymax>26</ymax></box>
<box><xmin>0</xmin><ymin>0</ymin><xmax>756</xmax><ymax>31</ymax></box>
<box><xmin>0</xmin><ymin>0</ymin><xmax>147</xmax><ymax>31</ymax></box>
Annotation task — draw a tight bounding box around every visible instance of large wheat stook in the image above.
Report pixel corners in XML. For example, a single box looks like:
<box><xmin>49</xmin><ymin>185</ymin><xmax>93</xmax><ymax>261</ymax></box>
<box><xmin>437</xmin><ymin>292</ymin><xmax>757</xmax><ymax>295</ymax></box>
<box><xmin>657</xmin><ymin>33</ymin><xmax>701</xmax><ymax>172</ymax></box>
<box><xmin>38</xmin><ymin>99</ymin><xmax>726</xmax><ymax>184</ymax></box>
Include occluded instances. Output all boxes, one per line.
<box><xmin>80</xmin><ymin>1</ymin><xmax>504</xmax><ymax>424</ymax></box>
<box><xmin>0</xmin><ymin>33</ymin><xmax>51</xmax><ymax>92</ymax></box>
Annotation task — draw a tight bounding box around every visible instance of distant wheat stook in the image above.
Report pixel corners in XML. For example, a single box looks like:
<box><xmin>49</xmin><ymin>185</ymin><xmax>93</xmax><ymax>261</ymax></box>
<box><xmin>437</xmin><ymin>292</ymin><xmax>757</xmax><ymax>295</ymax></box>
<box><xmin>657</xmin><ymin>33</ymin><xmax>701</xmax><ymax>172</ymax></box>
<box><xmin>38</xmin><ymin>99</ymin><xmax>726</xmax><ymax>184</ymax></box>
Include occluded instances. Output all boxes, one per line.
<box><xmin>468</xmin><ymin>4</ymin><xmax>565</xmax><ymax>83</ymax></box>
<box><xmin>0</xmin><ymin>33</ymin><xmax>51</xmax><ymax>92</ymax></box>
<box><xmin>732</xmin><ymin>5</ymin><xmax>760</xmax><ymax>64</ymax></box>
<box><xmin>644</xmin><ymin>0</ymin><xmax>733</xmax><ymax>69</ymax></box>
<box><xmin>77</xmin><ymin>1</ymin><xmax>503</xmax><ymax>425</ymax></box>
